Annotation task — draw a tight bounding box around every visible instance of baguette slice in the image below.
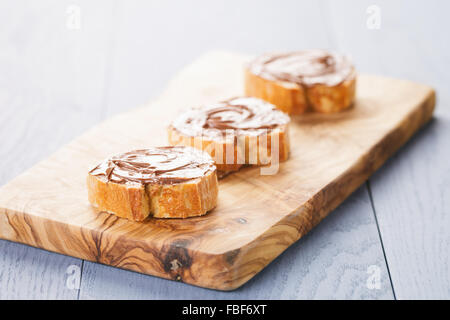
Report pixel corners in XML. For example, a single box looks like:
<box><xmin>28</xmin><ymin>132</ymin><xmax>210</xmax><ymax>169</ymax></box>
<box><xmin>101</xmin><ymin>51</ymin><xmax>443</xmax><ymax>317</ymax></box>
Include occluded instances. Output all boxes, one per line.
<box><xmin>87</xmin><ymin>147</ymin><xmax>218</xmax><ymax>220</ymax></box>
<box><xmin>168</xmin><ymin>97</ymin><xmax>290</xmax><ymax>174</ymax></box>
<box><xmin>245</xmin><ymin>50</ymin><xmax>357</xmax><ymax>115</ymax></box>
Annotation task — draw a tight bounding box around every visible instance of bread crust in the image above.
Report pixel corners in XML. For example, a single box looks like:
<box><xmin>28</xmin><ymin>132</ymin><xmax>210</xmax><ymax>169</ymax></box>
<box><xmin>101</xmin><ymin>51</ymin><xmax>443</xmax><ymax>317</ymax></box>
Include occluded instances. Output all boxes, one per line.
<box><xmin>87</xmin><ymin>170</ymin><xmax>218</xmax><ymax>220</ymax></box>
<box><xmin>168</xmin><ymin>125</ymin><xmax>290</xmax><ymax>173</ymax></box>
<box><xmin>244</xmin><ymin>68</ymin><xmax>356</xmax><ymax>114</ymax></box>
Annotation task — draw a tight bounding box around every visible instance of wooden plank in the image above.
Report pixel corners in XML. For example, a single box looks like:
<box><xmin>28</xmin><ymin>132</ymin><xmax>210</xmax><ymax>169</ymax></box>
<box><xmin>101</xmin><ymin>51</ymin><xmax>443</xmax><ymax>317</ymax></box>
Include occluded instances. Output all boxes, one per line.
<box><xmin>0</xmin><ymin>51</ymin><xmax>435</xmax><ymax>290</ymax></box>
<box><xmin>79</xmin><ymin>186</ymin><xmax>393</xmax><ymax>299</ymax></box>
<box><xmin>0</xmin><ymin>0</ymin><xmax>115</xmax><ymax>299</ymax></box>
<box><xmin>0</xmin><ymin>240</ymin><xmax>81</xmax><ymax>300</ymax></box>
<box><xmin>103</xmin><ymin>0</ymin><xmax>332</xmax><ymax>116</ymax></box>
<box><xmin>327</xmin><ymin>0</ymin><xmax>450</xmax><ymax>299</ymax></box>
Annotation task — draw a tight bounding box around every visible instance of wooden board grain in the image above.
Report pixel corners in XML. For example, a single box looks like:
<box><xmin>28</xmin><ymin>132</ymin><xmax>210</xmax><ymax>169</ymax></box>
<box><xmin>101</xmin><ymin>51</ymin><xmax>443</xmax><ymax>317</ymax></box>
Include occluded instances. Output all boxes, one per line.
<box><xmin>78</xmin><ymin>186</ymin><xmax>394</xmax><ymax>299</ymax></box>
<box><xmin>0</xmin><ymin>52</ymin><xmax>435</xmax><ymax>290</ymax></box>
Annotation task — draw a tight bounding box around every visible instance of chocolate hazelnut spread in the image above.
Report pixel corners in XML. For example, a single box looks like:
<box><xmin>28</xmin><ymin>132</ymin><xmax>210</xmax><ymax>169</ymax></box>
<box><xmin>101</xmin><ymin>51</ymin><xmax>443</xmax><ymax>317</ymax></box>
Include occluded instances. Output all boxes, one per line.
<box><xmin>89</xmin><ymin>146</ymin><xmax>215</xmax><ymax>185</ymax></box>
<box><xmin>248</xmin><ymin>50</ymin><xmax>355</xmax><ymax>87</ymax></box>
<box><xmin>170</xmin><ymin>97</ymin><xmax>290</xmax><ymax>140</ymax></box>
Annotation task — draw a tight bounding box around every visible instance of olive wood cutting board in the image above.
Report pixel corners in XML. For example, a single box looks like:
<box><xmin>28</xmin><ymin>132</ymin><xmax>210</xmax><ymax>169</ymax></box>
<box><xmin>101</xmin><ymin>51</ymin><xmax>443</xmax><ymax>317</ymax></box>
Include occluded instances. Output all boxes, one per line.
<box><xmin>0</xmin><ymin>51</ymin><xmax>435</xmax><ymax>290</ymax></box>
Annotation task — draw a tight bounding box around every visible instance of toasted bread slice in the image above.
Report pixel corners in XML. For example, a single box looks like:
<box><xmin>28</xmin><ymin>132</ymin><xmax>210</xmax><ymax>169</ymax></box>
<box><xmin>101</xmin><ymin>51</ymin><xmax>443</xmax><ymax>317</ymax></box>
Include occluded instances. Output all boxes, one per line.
<box><xmin>168</xmin><ymin>97</ymin><xmax>290</xmax><ymax>174</ymax></box>
<box><xmin>245</xmin><ymin>50</ymin><xmax>356</xmax><ymax>114</ymax></box>
<box><xmin>168</xmin><ymin>125</ymin><xmax>290</xmax><ymax>173</ymax></box>
<box><xmin>87</xmin><ymin>147</ymin><xmax>218</xmax><ymax>220</ymax></box>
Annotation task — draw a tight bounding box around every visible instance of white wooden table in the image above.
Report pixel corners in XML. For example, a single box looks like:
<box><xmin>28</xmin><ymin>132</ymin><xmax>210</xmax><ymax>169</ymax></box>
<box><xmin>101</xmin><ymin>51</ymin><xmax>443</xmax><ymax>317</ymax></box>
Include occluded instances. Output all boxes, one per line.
<box><xmin>0</xmin><ymin>0</ymin><xmax>448</xmax><ymax>300</ymax></box>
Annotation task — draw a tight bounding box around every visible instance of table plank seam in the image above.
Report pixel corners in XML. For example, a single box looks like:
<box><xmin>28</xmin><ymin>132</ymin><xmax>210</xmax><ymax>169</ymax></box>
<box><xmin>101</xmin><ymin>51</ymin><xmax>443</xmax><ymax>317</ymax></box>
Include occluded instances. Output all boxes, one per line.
<box><xmin>367</xmin><ymin>180</ymin><xmax>397</xmax><ymax>299</ymax></box>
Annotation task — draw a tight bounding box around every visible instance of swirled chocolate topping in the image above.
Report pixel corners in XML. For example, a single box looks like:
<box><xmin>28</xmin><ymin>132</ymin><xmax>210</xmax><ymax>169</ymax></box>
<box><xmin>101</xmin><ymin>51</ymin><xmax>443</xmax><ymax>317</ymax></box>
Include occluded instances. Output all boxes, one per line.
<box><xmin>170</xmin><ymin>97</ymin><xmax>290</xmax><ymax>140</ymax></box>
<box><xmin>89</xmin><ymin>146</ymin><xmax>215</xmax><ymax>185</ymax></box>
<box><xmin>248</xmin><ymin>50</ymin><xmax>355</xmax><ymax>87</ymax></box>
